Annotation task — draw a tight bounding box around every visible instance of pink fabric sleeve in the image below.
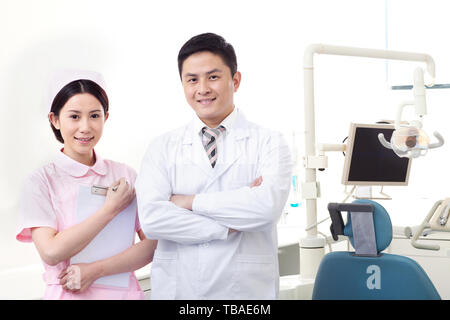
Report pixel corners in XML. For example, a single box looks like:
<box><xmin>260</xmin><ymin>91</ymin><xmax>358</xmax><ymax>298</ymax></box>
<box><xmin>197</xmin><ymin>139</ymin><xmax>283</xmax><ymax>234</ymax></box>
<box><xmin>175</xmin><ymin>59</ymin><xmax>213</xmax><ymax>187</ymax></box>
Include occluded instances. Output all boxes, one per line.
<box><xmin>16</xmin><ymin>172</ymin><xmax>58</xmax><ymax>242</ymax></box>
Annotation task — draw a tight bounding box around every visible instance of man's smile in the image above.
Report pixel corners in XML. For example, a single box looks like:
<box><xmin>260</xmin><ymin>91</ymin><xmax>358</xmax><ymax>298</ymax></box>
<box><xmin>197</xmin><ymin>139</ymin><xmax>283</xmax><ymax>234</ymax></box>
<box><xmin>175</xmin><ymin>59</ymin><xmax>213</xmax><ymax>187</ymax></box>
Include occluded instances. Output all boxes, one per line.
<box><xmin>197</xmin><ymin>97</ymin><xmax>216</xmax><ymax>105</ymax></box>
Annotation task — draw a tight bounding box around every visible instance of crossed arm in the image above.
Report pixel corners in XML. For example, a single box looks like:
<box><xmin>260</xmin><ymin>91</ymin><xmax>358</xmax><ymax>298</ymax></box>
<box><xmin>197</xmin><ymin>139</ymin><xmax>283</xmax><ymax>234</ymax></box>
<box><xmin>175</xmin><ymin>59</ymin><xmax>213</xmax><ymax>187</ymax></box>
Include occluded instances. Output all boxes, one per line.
<box><xmin>170</xmin><ymin>176</ymin><xmax>263</xmax><ymax>234</ymax></box>
<box><xmin>170</xmin><ymin>176</ymin><xmax>263</xmax><ymax>210</ymax></box>
<box><xmin>136</xmin><ymin>133</ymin><xmax>292</xmax><ymax>244</ymax></box>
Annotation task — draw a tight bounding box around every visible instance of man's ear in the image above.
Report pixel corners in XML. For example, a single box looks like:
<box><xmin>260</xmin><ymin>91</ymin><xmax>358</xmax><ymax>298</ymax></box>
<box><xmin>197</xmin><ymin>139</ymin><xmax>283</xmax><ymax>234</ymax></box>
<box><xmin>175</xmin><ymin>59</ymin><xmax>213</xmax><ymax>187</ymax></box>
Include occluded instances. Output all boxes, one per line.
<box><xmin>232</xmin><ymin>71</ymin><xmax>242</xmax><ymax>92</ymax></box>
<box><xmin>48</xmin><ymin>112</ymin><xmax>60</xmax><ymax>129</ymax></box>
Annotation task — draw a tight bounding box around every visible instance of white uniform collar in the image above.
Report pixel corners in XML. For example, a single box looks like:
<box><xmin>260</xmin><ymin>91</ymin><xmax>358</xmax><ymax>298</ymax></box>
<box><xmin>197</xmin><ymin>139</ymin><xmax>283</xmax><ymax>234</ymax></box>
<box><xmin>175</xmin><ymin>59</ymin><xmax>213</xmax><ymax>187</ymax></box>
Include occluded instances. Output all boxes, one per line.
<box><xmin>185</xmin><ymin>108</ymin><xmax>248</xmax><ymax>144</ymax></box>
<box><xmin>193</xmin><ymin>106</ymin><xmax>238</xmax><ymax>135</ymax></box>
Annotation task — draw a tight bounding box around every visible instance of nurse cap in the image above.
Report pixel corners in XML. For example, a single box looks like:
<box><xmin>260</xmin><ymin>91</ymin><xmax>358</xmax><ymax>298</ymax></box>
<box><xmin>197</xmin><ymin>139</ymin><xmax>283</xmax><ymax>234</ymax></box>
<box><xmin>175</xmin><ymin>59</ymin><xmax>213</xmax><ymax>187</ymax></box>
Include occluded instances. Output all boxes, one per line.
<box><xmin>46</xmin><ymin>69</ymin><xmax>107</xmax><ymax>113</ymax></box>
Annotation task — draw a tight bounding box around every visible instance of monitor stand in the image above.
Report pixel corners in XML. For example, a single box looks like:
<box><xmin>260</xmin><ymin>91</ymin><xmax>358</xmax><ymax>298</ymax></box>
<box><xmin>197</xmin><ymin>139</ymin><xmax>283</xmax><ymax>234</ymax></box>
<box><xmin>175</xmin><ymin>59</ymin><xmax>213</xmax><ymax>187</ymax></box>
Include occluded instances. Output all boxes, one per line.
<box><xmin>351</xmin><ymin>186</ymin><xmax>392</xmax><ymax>200</ymax></box>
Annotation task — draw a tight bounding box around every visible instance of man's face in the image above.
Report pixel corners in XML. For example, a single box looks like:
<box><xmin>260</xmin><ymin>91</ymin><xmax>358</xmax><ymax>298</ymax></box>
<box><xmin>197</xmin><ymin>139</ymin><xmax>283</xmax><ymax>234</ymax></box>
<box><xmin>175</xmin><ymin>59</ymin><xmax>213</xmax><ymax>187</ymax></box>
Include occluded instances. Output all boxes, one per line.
<box><xmin>181</xmin><ymin>51</ymin><xmax>241</xmax><ymax>128</ymax></box>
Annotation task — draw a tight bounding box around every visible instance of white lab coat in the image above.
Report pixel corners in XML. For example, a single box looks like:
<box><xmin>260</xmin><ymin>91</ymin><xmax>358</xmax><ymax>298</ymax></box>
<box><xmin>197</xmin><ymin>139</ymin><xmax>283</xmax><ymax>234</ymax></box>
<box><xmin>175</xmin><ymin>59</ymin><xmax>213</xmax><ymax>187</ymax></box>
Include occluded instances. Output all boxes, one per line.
<box><xmin>136</xmin><ymin>108</ymin><xmax>292</xmax><ymax>299</ymax></box>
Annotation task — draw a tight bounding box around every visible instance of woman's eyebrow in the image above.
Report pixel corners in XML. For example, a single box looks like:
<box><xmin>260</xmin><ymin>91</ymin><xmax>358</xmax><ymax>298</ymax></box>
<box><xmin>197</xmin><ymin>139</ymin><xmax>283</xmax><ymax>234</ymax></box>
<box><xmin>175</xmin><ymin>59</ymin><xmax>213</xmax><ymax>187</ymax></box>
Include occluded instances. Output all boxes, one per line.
<box><xmin>65</xmin><ymin>109</ymin><xmax>103</xmax><ymax>113</ymax></box>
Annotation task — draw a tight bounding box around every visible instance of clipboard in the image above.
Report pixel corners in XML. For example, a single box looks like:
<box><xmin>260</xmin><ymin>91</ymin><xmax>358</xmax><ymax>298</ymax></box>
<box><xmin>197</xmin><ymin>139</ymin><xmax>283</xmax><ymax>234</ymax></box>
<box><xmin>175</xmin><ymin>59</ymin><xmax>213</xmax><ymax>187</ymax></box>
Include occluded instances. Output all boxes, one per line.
<box><xmin>70</xmin><ymin>185</ymin><xmax>136</xmax><ymax>288</ymax></box>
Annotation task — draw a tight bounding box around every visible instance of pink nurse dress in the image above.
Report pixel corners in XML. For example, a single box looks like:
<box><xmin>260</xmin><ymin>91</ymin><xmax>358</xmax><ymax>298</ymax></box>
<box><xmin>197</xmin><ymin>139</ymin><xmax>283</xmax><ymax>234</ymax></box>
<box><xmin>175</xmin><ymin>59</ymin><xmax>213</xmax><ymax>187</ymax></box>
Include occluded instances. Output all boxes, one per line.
<box><xmin>16</xmin><ymin>150</ymin><xmax>146</xmax><ymax>300</ymax></box>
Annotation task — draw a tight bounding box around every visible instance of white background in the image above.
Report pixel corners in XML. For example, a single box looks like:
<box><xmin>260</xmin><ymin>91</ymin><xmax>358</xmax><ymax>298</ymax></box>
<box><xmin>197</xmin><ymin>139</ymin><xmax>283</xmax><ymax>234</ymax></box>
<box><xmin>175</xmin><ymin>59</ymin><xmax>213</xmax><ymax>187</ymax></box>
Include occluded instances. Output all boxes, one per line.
<box><xmin>1</xmin><ymin>0</ymin><xmax>449</xmax><ymax>280</ymax></box>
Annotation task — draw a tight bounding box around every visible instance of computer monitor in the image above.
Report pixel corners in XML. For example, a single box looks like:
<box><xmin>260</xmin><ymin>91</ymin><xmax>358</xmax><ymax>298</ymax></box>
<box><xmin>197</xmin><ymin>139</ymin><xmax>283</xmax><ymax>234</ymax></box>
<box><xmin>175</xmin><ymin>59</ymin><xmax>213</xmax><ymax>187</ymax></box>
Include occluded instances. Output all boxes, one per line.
<box><xmin>341</xmin><ymin>123</ymin><xmax>412</xmax><ymax>186</ymax></box>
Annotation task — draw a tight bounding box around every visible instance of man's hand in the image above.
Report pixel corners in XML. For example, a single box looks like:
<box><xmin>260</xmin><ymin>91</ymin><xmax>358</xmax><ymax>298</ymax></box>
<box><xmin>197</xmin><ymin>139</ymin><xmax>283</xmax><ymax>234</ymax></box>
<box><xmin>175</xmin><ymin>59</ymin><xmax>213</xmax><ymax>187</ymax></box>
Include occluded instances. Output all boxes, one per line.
<box><xmin>250</xmin><ymin>176</ymin><xmax>263</xmax><ymax>188</ymax></box>
<box><xmin>170</xmin><ymin>194</ymin><xmax>195</xmax><ymax>211</ymax></box>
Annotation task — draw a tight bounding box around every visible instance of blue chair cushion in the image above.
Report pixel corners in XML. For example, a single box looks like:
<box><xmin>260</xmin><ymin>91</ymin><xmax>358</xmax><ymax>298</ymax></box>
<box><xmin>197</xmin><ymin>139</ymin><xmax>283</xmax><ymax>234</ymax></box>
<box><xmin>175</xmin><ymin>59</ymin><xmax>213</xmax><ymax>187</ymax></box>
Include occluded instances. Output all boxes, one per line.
<box><xmin>312</xmin><ymin>251</ymin><xmax>441</xmax><ymax>300</ymax></box>
<box><xmin>344</xmin><ymin>199</ymin><xmax>393</xmax><ymax>253</ymax></box>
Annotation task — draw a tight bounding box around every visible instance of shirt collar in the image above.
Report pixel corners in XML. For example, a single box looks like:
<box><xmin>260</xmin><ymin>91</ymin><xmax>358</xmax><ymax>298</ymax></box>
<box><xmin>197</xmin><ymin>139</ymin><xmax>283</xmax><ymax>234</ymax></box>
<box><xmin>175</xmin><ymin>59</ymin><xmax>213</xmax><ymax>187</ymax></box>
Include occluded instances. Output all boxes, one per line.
<box><xmin>183</xmin><ymin>108</ymin><xmax>248</xmax><ymax>145</ymax></box>
<box><xmin>54</xmin><ymin>149</ymin><xmax>107</xmax><ymax>177</ymax></box>
<box><xmin>194</xmin><ymin>106</ymin><xmax>238</xmax><ymax>135</ymax></box>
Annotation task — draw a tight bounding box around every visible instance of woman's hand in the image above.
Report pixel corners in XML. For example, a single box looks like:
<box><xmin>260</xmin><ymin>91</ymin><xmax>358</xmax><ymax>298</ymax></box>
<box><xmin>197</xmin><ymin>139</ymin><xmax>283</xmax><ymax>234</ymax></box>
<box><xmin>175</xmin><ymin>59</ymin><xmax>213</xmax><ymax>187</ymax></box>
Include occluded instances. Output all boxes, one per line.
<box><xmin>58</xmin><ymin>263</ymin><xmax>102</xmax><ymax>294</ymax></box>
<box><xmin>103</xmin><ymin>178</ymin><xmax>135</xmax><ymax>217</ymax></box>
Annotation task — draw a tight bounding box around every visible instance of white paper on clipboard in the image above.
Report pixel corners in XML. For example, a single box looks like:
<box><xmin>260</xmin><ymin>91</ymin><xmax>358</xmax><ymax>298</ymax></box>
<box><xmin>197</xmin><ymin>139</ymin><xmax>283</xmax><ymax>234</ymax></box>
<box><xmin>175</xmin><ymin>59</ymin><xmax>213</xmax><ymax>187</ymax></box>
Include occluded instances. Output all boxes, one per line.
<box><xmin>70</xmin><ymin>185</ymin><xmax>136</xmax><ymax>288</ymax></box>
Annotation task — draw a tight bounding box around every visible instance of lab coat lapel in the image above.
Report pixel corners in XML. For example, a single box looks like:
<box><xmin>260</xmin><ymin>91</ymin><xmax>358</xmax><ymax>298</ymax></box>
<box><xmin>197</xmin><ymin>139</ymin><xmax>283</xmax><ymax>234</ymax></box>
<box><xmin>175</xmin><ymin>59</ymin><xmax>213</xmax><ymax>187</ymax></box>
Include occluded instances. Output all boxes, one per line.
<box><xmin>181</xmin><ymin>120</ymin><xmax>213</xmax><ymax>178</ymax></box>
<box><xmin>204</xmin><ymin>112</ymin><xmax>250</xmax><ymax>189</ymax></box>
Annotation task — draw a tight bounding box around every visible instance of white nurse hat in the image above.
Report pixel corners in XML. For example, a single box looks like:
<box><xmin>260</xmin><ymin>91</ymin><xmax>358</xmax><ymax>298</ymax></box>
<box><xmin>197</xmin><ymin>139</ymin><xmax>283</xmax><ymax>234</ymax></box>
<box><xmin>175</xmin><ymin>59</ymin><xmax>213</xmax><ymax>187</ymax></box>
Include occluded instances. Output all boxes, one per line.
<box><xmin>46</xmin><ymin>69</ymin><xmax>107</xmax><ymax>112</ymax></box>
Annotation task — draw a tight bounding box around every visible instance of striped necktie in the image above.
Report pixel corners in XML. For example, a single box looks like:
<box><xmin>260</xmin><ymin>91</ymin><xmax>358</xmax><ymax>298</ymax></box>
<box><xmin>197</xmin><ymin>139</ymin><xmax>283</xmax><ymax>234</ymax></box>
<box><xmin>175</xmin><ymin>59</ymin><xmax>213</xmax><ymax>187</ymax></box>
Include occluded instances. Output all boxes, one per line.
<box><xmin>202</xmin><ymin>126</ymin><xmax>225</xmax><ymax>168</ymax></box>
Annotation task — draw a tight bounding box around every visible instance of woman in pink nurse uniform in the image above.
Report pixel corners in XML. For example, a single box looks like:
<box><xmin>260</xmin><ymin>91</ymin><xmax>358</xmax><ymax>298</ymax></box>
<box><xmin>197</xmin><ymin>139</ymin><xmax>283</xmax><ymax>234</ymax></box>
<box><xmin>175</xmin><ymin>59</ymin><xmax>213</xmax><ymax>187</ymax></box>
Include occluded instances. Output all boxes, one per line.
<box><xmin>16</xmin><ymin>71</ymin><xmax>157</xmax><ymax>299</ymax></box>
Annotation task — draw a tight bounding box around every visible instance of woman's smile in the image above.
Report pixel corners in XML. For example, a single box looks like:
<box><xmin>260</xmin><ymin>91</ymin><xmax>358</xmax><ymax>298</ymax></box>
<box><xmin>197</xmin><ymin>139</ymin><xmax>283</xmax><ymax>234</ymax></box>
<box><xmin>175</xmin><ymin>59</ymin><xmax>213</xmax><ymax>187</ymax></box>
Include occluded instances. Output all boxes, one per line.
<box><xmin>74</xmin><ymin>136</ymin><xmax>94</xmax><ymax>145</ymax></box>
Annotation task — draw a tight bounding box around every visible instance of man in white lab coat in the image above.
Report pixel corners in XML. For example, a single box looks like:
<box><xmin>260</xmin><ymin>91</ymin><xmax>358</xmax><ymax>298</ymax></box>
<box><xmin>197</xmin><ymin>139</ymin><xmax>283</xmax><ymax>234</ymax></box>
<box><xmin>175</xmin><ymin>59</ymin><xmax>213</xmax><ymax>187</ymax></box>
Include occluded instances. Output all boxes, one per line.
<box><xmin>136</xmin><ymin>33</ymin><xmax>292</xmax><ymax>299</ymax></box>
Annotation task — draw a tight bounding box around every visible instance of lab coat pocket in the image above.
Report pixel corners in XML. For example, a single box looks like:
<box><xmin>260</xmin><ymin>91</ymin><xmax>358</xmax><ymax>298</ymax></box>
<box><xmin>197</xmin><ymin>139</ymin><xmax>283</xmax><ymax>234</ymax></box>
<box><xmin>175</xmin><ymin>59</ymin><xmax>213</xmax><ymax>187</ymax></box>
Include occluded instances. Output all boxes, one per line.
<box><xmin>234</xmin><ymin>254</ymin><xmax>276</xmax><ymax>299</ymax></box>
<box><xmin>230</xmin><ymin>180</ymin><xmax>252</xmax><ymax>190</ymax></box>
<box><xmin>150</xmin><ymin>251</ymin><xmax>178</xmax><ymax>300</ymax></box>
<box><xmin>228</xmin><ymin>163</ymin><xmax>256</xmax><ymax>189</ymax></box>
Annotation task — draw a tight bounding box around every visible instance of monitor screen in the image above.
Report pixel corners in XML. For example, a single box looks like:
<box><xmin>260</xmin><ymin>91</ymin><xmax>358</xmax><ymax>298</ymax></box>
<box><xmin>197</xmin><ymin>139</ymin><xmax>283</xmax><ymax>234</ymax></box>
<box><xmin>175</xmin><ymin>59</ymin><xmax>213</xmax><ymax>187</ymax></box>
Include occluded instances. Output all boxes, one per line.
<box><xmin>341</xmin><ymin>123</ymin><xmax>412</xmax><ymax>186</ymax></box>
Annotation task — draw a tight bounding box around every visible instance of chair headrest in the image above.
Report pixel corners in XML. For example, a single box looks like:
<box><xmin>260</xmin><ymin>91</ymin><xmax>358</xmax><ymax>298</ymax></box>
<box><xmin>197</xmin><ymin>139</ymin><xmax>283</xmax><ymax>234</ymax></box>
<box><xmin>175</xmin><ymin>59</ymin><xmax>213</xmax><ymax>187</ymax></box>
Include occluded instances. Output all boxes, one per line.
<box><xmin>344</xmin><ymin>199</ymin><xmax>393</xmax><ymax>253</ymax></box>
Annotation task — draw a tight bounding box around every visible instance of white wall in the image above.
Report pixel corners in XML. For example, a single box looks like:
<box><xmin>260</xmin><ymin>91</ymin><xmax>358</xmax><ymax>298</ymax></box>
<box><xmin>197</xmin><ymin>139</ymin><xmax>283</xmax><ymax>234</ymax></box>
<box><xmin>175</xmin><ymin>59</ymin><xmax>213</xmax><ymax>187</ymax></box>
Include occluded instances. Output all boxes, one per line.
<box><xmin>383</xmin><ymin>0</ymin><xmax>450</xmax><ymax>228</ymax></box>
<box><xmin>1</xmin><ymin>0</ymin><xmax>449</xmax><ymax>281</ymax></box>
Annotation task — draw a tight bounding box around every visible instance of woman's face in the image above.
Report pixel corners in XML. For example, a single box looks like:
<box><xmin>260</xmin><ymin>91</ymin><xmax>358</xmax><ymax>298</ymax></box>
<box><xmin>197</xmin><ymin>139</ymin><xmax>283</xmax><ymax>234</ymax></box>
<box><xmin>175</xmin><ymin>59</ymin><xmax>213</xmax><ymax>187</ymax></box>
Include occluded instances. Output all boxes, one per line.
<box><xmin>49</xmin><ymin>93</ymin><xmax>108</xmax><ymax>165</ymax></box>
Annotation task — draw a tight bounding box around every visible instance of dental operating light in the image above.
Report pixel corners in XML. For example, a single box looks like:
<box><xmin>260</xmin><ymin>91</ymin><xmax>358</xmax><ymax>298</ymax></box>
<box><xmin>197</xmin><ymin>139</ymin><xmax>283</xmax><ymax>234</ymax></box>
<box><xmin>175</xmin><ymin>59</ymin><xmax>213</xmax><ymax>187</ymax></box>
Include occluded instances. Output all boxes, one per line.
<box><xmin>378</xmin><ymin>67</ymin><xmax>444</xmax><ymax>158</ymax></box>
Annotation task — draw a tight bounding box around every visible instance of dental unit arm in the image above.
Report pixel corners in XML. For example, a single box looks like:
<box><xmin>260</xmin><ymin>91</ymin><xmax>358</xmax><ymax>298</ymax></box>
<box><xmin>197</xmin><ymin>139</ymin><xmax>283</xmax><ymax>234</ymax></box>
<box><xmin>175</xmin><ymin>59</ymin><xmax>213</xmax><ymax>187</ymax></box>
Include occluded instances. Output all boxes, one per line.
<box><xmin>411</xmin><ymin>198</ymin><xmax>450</xmax><ymax>251</ymax></box>
<box><xmin>301</xmin><ymin>44</ymin><xmax>438</xmax><ymax>278</ymax></box>
<box><xmin>378</xmin><ymin>67</ymin><xmax>444</xmax><ymax>158</ymax></box>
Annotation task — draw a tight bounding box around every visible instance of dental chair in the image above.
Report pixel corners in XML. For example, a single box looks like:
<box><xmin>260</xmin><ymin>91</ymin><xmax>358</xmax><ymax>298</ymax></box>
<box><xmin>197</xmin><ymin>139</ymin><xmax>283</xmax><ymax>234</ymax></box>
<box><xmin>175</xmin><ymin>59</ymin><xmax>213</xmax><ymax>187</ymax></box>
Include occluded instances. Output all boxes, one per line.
<box><xmin>312</xmin><ymin>199</ymin><xmax>440</xmax><ymax>300</ymax></box>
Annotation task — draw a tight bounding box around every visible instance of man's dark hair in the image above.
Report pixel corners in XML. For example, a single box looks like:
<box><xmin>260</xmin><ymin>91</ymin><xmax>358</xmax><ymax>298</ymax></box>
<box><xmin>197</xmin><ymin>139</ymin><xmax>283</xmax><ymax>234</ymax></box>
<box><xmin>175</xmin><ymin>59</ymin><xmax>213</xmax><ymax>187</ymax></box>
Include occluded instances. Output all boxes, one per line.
<box><xmin>177</xmin><ymin>33</ymin><xmax>237</xmax><ymax>78</ymax></box>
<box><xmin>49</xmin><ymin>79</ymin><xmax>109</xmax><ymax>143</ymax></box>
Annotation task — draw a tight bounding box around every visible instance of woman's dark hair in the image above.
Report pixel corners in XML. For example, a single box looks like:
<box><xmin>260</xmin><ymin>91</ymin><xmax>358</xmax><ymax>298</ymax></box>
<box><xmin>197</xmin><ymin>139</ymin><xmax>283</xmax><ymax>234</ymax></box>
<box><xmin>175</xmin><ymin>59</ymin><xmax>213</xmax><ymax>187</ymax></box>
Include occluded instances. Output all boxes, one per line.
<box><xmin>177</xmin><ymin>33</ymin><xmax>237</xmax><ymax>78</ymax></box>
<box><xmin>49</xmin><ymin>79</ymin><xmax>109</xmax><ymax>143</ymax></box>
